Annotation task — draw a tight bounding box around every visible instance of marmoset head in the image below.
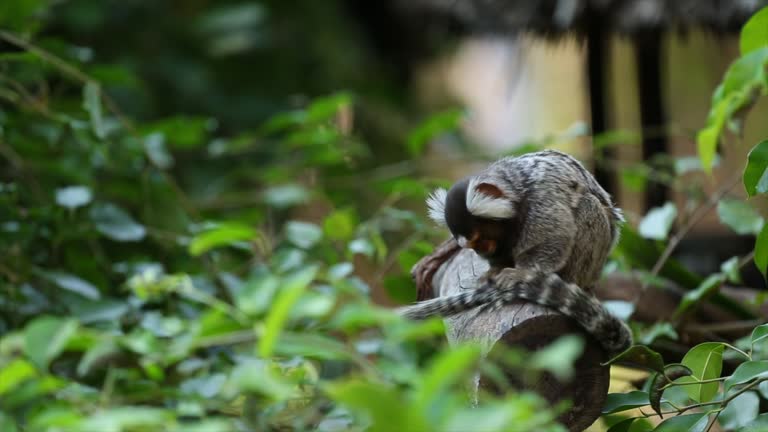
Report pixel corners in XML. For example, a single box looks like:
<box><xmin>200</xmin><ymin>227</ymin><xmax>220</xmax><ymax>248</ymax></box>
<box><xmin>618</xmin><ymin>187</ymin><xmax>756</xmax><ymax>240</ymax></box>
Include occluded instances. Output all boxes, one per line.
<box><xmin>426</xmin><ymin>177</ymin><xmax>517</xmax><ymax>262</ymax></box>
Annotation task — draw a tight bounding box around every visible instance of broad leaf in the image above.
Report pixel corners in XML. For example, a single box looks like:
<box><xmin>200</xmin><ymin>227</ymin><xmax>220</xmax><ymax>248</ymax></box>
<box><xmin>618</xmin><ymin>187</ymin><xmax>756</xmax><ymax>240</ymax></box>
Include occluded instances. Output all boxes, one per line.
<box><xmin>284</xmin><ymin>221</ymin><xmax>323</xmax><ymax>249</ymax></box>
<box><xmin>724</xmin><ymin>360</ymin><xmax>768</xmax><ymax>392</ymax></box>
<box><xmin>755</xmin><ymin>224</ymin><xmax>768</xmax><ymax>280</ymax></box>
<box><xmin>679</xmin><ymin>342</ymin><xmax>724</xmax><ymax>402</ymax></box>
<box><xmin>602</xmin><ymin>391</ymin><xmax>650</xmax><ymax>414</ymax></box>
<box><xmin>719</xmin><ymin>391</ymin><xmax>760</xmax><ymax>430</ymax></box>
<box><xmin>740</xmin><ymin>6</ymin><xmax>768</xmax><ymax>55</ymax></box>
<box><xmin>55</xmin><ymin>186</ymin><xmax>92</xmax><ymax>209</ymax></box>
<box><xmin>744</xmin><ymin>140</ymin><xmax>768</xmax><ymax>197</ymax></box>
<box><xmin>652</xmin><ymin>413</ymin><xmax>708</xmax><ymax>432</ymax></box>
<box><xmin>189</xmin><ymin>223</ymin><xmax>257</xmax><ymax>256</ymax></box>
<box><xmin>258</xmin><ymin>266</ymin><xmax>318</xmax><ymax>356</ymax></box>
<box><xmin>672</xmin><ymin>274</ymin><xmax>725</xmax><ymax>319</ymax></box>
<box><xmin>40</xmin><ymin>271</ymin><xmax>101</xmax><ymax>300</ymax></box>
<box><xmin>751</xmin><ymin>324</ymin><xmax>768</xmax><ymax>354</ymax></box>
<box><xmin>638</xmin><ymin>203</ymin><xmax>677</xmax><ymax>240</ymax></box>
<box><xmin>89</xmin><ymin>203</ymin><xmax>146</xmax><ymax>242</ymax></box>
<box><xmin>649</xmin><ymin>364</ymin><xmax>693</xmax><ymax>416</ymax></box>
<box><xmin>24</xmin><ymin>316</ymin><xmax>78</xmax><ymax>369</ymax></box>
<box><xmin>717</xmin><ymin>199</ymin><xmax>764</xmax><ymax>235</ymax></box>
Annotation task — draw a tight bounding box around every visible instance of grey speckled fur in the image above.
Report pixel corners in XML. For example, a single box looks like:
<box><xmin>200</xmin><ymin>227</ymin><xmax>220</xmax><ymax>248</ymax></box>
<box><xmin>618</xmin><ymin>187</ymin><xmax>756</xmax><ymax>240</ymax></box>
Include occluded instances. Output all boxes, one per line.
<box><xmin>404</xmin><ymin>150</ymin><xmax>632</xmax><ymax>355</ymax></box>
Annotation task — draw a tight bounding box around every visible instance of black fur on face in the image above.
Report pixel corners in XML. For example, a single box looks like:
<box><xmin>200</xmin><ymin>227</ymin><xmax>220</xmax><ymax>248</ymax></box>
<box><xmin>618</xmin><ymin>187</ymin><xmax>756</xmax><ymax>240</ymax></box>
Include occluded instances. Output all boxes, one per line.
<box><xmin>444</xmin><ymin>178</ymin><xmax>518</xmax><ymax>266</ymax></box>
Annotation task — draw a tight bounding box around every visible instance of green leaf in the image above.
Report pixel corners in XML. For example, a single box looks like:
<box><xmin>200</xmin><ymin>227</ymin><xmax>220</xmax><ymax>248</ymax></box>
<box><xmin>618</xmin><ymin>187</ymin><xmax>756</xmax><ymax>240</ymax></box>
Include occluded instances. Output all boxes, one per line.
<box><xmin>638</xmin><ymin>203</ymin><xmax>677</xmax><ymax>240</ymax></box>
<box><xmin>652</xmin><ymin>413</ymin><xmax>708</xmax><ymax>432</ymax></box>
<box><xmin>55</xmin><ymin>186</ymin><xmax>92</xmax><ymax>209</ymax></box>
<box><xmin>83</xmin><ymin>82</ymin><xmax>106</xmax><ymax>139</ymax></box>
<box><xmin>262</xmin><ymin>184</ymin><xmax>310</xmax><ymax>208</ymax></box>
<box><xmin>323</xmin><ymin>209</ymin><xmax>356</xmax><ymax>241</ymax></box>
<box><xmin>724</xmin><ymin>361</ymin><xmax>768</xmax><ymax>392</ymax></box>
<box><xmin>602</xmin><ymin>391</ymin><xmax>650</xmax><ymax>414</ymax></box>
<box><xmin>606</xmin><ymin>417</ymin><xmax>653</xmax><ymax>432</ymax></box>
<box><xmin>751</xmin><ymin>324</ymin><xmax>768</xmax><ymax>354</ymax></box>
<box><xmin>144</xmin><ymin>133</ymin><xmax>174</xmax><ymax>169</ymax></box>
<box><xmin>697</xmin><ymin>48</ymin><xmax>768</xmax><ymax>173</ymax></box>
<box><xmin>284</xmin><ymin>221</ymin><xmax>323</xmax><ymax>249</ymax></box>
<box><xmin>744</xmin><ymin>140</ymin><xmax>768</xmax><ymax>197</ymax></box>
<box><xmin>77</xmin><ymin>340</ymin><xmax>120</xmax><ymax>377</ymax></box>
<box><xmin>0</xmin><ymin>412</ymin><xmax>18</xmax><ymax>432</ymax></box>
<box><xmin>719</xmin><ymin>390</ymin><xmax>759</xmax><ymax>430</ymax></box>
<box><xmin>720</xmin><ymin>256</ymin><xmax>742</xmax><ymax>284</ymax></box>
<box><xmin>742</xmin><ymin>413</ymin><xmax>768</xmax><ymax>432</ymax></box>
<box><xmin>740</xmin><ymin>6</ymin><xmax>768</xmax><ymax>55</ymax></box>
<box><xmin>604</xmin><ymin>345</ymin><xmax>665</xmax><ymax>373</ymax></box>
<box><xmin>672</xmin><ymin>274</ymin><xmax>725</xmax><ymax>320</ymax></box>
<box><xmin>680</xmin><ymin>342</ymin><xmax>725</xmax><ymax>402</ymax></box>
<box><xmin>77</xmin><ymin>407</ymin><xmax>173</xmax><ymax>432</ymax></box>
<box><xmin>145</xmin><ymin>115</ymin><xmax>213</xmax><ymax>148</ymax></box>
<box><xmin>0</xmin><ymin>358</ymin><xmax>37</xmax><ymax>395</ymax></box>
<box><xmin>306</xmin><ymin>91</ymin><xmax>353</xmax><ymax>122</ymax></box>
<box><xmin>415</xmin><ymin>344</ymin><xmax>481</xmax><ymax>411</ymax></box>
<box><xmin>755</xmin><ymin>224</ymin><xmax>768</xmax><ymax>280</ymax></box>
<box><xmin>189</xmin><ymin>222</ymin><xmax>256</xmax><ymax>256</ymax></box>
<box><xmin>326</xmin><ymin>380</ymin><xmax>422</xmax><ymax>432</ymax></box>
<box><xmin>89</xmin><ymin>203</ymin><xmax>146</xmax><ymax>242</ymax></box>
<box><xmin>235</xmin><ymin>273</ymin><xmax>279</xmax><ymax>316</ymax></box>
<box><xmin>530</xmin><ymin>335</ymin><xmax>584</xmax><ymax>380</ymax></box>
<box><xmin>40</xmin><ymin>270</ymin><xmax>101</xmax><ymax>300</ymax></box>
<box><xmin>717</xmin><ymin>199</ymin><xmax>764</xmax><ymax>235</ymax></box>
<box><xmin>640</xmin><ymin>322</ymin><xmax>678</xmax><ymax>345</ymax></box>
<box><xmin>24</xmin><ymin>316</ymin><xmax>78</xmax><ymax>369</ymax></box>
<box><xmin>406</xmin><ymin>109</ymin><xmax>464</xmax><ymax>156</ymax></box>
<box><xmin>258</xmin><ymin>265</ymin><xmax>318</xmax><ymax>357</ymax></box>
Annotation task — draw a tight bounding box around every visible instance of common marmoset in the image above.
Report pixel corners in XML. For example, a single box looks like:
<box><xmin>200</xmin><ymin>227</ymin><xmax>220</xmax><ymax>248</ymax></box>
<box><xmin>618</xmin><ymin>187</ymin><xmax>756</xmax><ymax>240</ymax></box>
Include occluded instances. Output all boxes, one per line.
<box><xmin>400</xmin><ymin>150</ymin><xmax>632</xmax><ymax>355</ymax></box>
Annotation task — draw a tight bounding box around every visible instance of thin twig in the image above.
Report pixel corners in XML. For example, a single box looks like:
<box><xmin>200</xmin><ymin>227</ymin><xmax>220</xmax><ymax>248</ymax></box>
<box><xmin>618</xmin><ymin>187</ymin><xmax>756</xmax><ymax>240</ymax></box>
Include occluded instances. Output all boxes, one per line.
<box><xmin>635</xmin><ymin>171</ymin><xmax>743</xmax><ymax>303</ymax></box>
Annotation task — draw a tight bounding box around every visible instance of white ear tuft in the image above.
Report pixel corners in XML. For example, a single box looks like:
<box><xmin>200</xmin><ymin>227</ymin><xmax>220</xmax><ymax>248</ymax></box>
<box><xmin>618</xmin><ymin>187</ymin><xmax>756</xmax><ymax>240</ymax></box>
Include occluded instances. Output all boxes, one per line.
<box><xmin>466</xmin><ymin>178</ymin><xmax>515</xmax><ymax>219</ymax></box>
<box><xmin>426</xmin><ymin>188</ymin><xmax>448</xmax><ymax>226</ymax></box>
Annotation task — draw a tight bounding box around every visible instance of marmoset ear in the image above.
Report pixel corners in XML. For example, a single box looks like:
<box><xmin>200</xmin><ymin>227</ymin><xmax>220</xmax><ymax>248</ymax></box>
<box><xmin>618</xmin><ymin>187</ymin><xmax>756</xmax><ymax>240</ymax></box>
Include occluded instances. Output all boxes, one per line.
<box><xmin>426</xmin><ymin>188</ymin><xmax>448</xmax><ymax>226</ymax></box>
<box><xmin>466</xmin><ymin>178</ymin><xmax>515</xmax><ymax>219</ymax></box>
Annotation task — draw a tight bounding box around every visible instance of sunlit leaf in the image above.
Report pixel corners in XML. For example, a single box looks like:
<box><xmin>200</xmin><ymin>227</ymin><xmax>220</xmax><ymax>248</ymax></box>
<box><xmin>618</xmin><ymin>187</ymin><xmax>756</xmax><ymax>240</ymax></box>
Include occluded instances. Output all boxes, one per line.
<box><xmin>0</xmin><ymin>358</ymin><xmax>37</xmax><ymax>395</ymax></box>
<box><xmin>673</xmin><ymin>274</ymin><xmax>725</xmax><ymax>320</ymax></box>
<box><xmin>144</xmin><ymin>133</ymin><xmax>174</xmax><ymax>169</ymax></box>
<box><xmin>55</xmin><ymin>186</ymin><xmax>92</xmax><ymax>209</ymax></box>
<box><xmin>77</xmin><ymin>407</ymin><xmax>173</xmax><ymax>431</ymax></box>
<box><xmin>263</xmin><ymin>184</ymin><xmax>310</xmax><ymax>208</ymax></box>
<box><xmin>258</xmin><ymin>265</ymin><xmax>318</xmax><ymax>356</ymax></box>
<box><xmin>284</xmin><ymin>221</ymin><xmax>322</xmax><ymax>249</ymax></box>
<box><xmin>326</xmin><ymin>380</ymin><xmax>422</xmax><ymax>432</ymax></box>
<box><xmin>717</xmin><ymin>199</ymin><xmax>764</xmax><ymax>235</ymax></box>
<box><xmin>24</xmin><ymin>316</ymin><xmax>78</xmax><ymax>369</ymax></box>
<box><xmin>679</xmin><ymin>342</ymin><xmax>724</xmax><ymax>402</ymax></box>
<box><xmin>740</xmin><ymin>6</ymin><xmax>768</xmax><ymax>55</ymax></box>
<box><xmin>742</xmin><ymin>413</ymin><xmax>768</xmax><ymax>431</ymax></box>
<box><xmin>40</xmin><ymin>270</ymin><xmax>101</xmax><ymax>300</ymax></box>
<box><xmin>323</xmin><ymin>209</ymin><xmax>356</xmax><ymax>241</ymax></box>
<box><xmin>189</xmin><ymin>222</ymin><xmax>256</xmax><ymax>256</ymax></box>
<box><xmin>89</xmin><ymin>203</ymin><xmax>146</xmax><ymax>242</ymax></box>
<box><xmin>638</xmin><ymin>203</ymin><xmax>677</xmax><ymax>240</ymax></box>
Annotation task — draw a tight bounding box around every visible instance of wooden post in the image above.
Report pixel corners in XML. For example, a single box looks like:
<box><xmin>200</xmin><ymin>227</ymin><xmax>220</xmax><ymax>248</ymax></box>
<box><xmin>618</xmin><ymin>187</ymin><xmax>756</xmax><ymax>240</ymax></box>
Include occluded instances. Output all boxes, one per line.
<box><xmin>430</xmin><ymin>249</ymin><xmax>611</xmax><ymax>432</ymax></box>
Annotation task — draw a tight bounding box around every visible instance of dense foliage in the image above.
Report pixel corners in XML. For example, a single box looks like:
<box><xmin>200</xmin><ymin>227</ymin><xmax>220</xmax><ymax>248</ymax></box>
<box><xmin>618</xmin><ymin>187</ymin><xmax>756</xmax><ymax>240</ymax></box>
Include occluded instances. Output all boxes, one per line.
<box><xmin>1</xmin><ymin>2</ymin><xmax>767</xmax><ymax>431</ymax></box>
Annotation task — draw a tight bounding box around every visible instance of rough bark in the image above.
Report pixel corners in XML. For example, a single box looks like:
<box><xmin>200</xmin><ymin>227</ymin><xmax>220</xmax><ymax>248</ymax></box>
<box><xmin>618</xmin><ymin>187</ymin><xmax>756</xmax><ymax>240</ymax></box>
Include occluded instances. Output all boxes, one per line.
<box><xmin>431</xmin><ymin>249</ymin><xmax>610</xmax><ymax>432</ymax></box>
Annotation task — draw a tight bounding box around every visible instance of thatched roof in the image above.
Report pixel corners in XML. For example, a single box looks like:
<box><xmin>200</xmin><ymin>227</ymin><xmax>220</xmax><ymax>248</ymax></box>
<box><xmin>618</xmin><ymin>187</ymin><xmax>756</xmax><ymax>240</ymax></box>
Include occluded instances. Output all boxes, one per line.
<box><xmin>394</xmin><ymin>0</ymin><xmax>768</xmax><ymax>35</ymax></box>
